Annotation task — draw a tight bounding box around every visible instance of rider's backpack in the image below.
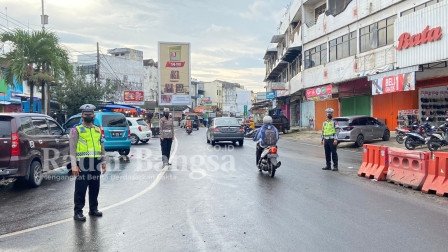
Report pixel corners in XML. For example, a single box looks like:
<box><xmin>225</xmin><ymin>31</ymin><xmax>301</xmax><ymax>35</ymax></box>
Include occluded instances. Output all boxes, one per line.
<box><xmin>263</xmin><ymin>127</ymin><xmax>277</xmax><ymax>146</ymax></box>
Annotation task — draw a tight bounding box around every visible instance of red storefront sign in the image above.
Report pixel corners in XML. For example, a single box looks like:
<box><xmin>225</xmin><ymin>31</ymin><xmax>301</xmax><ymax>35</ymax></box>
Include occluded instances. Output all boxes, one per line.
<box><xmin>397</xmin><ymin>25</ymin><xmax>442</xmax><ymax>50</ymax></box>
<box><xmin>165</xmin><ymin>62</ymin><xmax>186</xmax><ymax>67</ymax></box>
<box><xmin>306</xmin><ymin>84</ymin><xmax>332</xmax><ymax>101</ymax></box>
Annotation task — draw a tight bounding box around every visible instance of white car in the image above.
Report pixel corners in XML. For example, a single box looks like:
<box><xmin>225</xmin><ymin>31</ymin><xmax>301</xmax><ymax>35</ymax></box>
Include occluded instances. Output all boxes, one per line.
<box><xmin>126</xmin><ymin>117</ymin><xmax>152</xmax><ymax>145</ymax></box>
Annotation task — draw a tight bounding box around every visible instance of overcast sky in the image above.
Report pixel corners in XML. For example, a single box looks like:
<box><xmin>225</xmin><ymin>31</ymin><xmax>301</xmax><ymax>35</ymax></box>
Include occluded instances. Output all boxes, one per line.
<box><xmin>0</xmin><ymin>0</ymin><xmax>291</xmax><ymax>91</ymax></box>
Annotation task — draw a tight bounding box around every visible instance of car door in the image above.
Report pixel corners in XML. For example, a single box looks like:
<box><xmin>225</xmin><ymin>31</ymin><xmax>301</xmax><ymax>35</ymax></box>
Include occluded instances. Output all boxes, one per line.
<box><xmin>369</xmin><ymin>117</ymin><xmax>384</xmax><ymax>139</ymax></box>
<box><xmin>48</xmin><ymin>119</ymin><xmax>69</xmax><ymax>167</ymax></box>
<box><xmin>30</xmin><ymin>117</ymin><xmax>52</xmax><ymax>169</ymax></box>
<box><xmin>359</xmin><ymin>117</ymin><xmax>373</xmax><ymax>140</ymax></box>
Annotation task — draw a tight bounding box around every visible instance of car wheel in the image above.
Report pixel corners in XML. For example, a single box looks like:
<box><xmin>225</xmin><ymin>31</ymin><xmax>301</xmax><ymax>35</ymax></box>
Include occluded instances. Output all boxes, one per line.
<box><xmin>355</xmin><ymin>134</ymin><xmax>364</xmax><ymax>147</ymax></box>
<box><xmin>140</xmin><ymin>139</ymin><xmax>149</xmax><ymax>143</ymax></box>
<box><xmin>283</xmin><ymin>128</ymin><xmax>287</xmax><ymax>134</ymax></box>
<box><xmin>211</xmin><ymin>140</ymin><xmax>216</xmax><ymax>146</ymax></box>
<box><xmin>207</xmin><ymin>137</ymin><xmax>210</xmax><ymax>144</ymax></box>
<box><xmin>119</xmin><ymin>149</ymin><xmax>130</xmax><ymax>156</ymax></box>
<box><xmin>28</xmin><ymin>161</ymin><xmax>43</xmax><ymax>187</ymax></box>
<box><xmin>382</xmin><ymin>129</ymin><xmax>390</xmax><ymax>141</ymax></box>
<box><xmin>232</xmin><ymin>140</ymin><xmax>236</xmax><ymax>146</ymax></box>
<box><xmin>130</xmin><ymin>134</ymin><xmax>140</xmax><ymax>145</ymax></box>
<box><xmin>238</xmin><ymin>140</ymin><xmax>244</xmax><ymax>146</ymax></box>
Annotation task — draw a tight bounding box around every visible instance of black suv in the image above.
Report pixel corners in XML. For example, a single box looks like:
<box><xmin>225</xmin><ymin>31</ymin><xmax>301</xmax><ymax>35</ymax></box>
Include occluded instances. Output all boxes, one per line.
<box><xmin>0</xmin><ymin>113</ymin><xmax>70</xmax><ymax>187</ymax></box>
<box><xmin>271</xmin><ymin>115</ymin><xmax>290</xmax><ymax>134</ymax></box>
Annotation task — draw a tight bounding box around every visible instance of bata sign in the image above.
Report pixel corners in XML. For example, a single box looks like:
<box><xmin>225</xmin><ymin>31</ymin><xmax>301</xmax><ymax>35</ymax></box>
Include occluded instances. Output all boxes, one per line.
<box><xmin>397</xmin><ymin>25</ymin><xmax>442</xmax><ymax>50</ymax></box>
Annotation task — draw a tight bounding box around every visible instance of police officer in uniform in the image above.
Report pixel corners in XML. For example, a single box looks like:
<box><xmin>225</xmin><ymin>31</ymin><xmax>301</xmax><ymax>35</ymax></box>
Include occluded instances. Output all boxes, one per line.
<box><xmin>160</xmin><ymin>108</ymin><xmax>175</xmax><ymax>166</ymax></box>
<box><xmin>70</xmin><ymin>104</ymin><xmax>106</xmax><ymax>221</ymax></box>
<box><xmin>321</xmin><ymin>108</ymin><xmax>338</xmax><ymax>171</ymax></box>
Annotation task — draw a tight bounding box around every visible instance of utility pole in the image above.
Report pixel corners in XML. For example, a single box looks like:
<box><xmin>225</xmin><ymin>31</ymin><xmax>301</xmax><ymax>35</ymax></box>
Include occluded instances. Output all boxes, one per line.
<box><xmin>41</xmin><ymin>0</ymin><xmax>48</xmax><ymax>30</ymax></box>
<box><xmin>96</xmin><ymin>42</ymin><xmax>100</xmax><ymax>86</ymax></box>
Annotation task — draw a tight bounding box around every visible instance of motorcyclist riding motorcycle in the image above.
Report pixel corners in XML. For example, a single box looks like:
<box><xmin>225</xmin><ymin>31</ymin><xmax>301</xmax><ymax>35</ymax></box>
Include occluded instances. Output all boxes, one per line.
<box><xmin>185</xmin><ymin>117</ymin><xmax>193</xmax><ymax>134</ymax></box>
<box><xmin>253</xmin><ymin>116</ymin><xmax>279</xmax><ymax>167</ymax></box>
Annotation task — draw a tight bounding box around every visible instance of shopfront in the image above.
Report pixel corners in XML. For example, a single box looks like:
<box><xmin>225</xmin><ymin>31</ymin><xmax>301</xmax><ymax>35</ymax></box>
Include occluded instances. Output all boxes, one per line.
<box><xmin>368</xmin><ymin>67</ymin><xmax>419</xmax><ymax>129</ymax></box>
<box><xmin>338</xmin><ymin>78</ymin><xmax>371</xmax><ymax>116</ymax></box>
<box><xmin>304</xmin><ymin>84</ymin><xmax>339</xmax><ymax>130</ymax></box>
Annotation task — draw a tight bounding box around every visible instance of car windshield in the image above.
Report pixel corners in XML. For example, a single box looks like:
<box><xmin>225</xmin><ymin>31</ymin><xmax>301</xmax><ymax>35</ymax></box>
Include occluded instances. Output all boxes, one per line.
<box><xmin>335</xmin><ymin>118</ymin><xmax>350</xmax><ymax>127</ymax></box>
<box><xmin>102</xmin><ymin>115</ymin><xmax>127</xmax><ymax>127</ymax></box>
<box><xmin>136</xmin><ymin>119</ymin><xmax>147</xmax><ymax>126</ymax></box>
<box><xmin>215</xmin><ymin>118</ymin><xmax>240</xmax><ymax>126</ymax></box>
<box><xmin>0</xmin><ymin>118</ymin><xmax>11</xmax><ymax>137</ymax></box>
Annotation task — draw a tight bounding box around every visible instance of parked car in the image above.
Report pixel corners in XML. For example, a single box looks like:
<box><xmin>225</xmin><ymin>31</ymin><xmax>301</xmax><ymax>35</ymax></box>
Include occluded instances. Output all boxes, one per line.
<box><xmin>126</xmin><ymin>117</ymin><xmax>152</xmax><ymax>145</ymax></box>
<box><xmin>206</xmin><ymin>117</ymin><xmax>244</xmax><ymax>146</ymax></box>
<box><xmin>0</xmin><ymin>113</ymin><xmax>70</xmax><ymax>187</ymax></box>
<box><xmin>271</xmin><ymin>115</ymin><xmax>290</xmax><ymax>134</ymax></box>
<box><xmin>334</xmin><ymin>115</ymin><xmax>390</xmax><ymax>147</ymax></box>
<box><xmin>63</xmin><ymin>112</ymin><xmax>131</xmax><ymax>155</ymax></box>
<box><xmin>180</xmin><ymin>115</ymin><xmax>199</xmax><ymax>130</ymax></box>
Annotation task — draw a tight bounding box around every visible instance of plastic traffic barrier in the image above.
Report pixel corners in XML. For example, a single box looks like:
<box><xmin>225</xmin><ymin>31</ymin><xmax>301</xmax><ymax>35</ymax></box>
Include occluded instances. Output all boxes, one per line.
<box><xmin>364</xmin><ymin>145</ymin><xmax>382</xmax><ymax>179</ymax></box>
<box><xmin>358</xmin><ymin>144</ymin><xmax>374</xmax><ymax>177</ymax></box>
<box><xmin>422</xmin><ymin>152</ymin><xmax>448</xmax><ymax>196</ymax></box>
<box><xmin>386</xmin><ymin>148</ymin><xmax>429</xmax><ymax>190</ymax></box>
<box><xmin>370</xmin><ymin>146</ymin><xmax>389</xmax><ymax>181</ymax></box>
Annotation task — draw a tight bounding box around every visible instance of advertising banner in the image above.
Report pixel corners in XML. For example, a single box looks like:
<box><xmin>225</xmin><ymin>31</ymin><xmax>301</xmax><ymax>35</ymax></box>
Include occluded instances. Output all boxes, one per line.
<box><xmin>306</xmin><ymin>84</ymin><xmax>332</xmax><ymax>101</ymax></box>
<box><xmin>123</xmin><ymin>91</ymin><xmax>144</xmax><ymax>104</ymax></box>
<box><xmin>371</xmin><ymin>72</ymin><xmax>415</xmax><ymax>95</ymax></box>
<box><xmin>158</xmin><ymin>42</ymin><xmax>191</xmax><ymax>106</ymax></box>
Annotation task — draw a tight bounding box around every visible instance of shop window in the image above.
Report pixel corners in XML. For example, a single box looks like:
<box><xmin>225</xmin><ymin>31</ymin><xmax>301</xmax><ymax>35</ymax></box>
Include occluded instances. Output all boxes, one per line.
<box><xmin>401</xmin><ymin>0</ymin><xmax>444</xmax><ymax>16</ymax></box>
<box><xmin>305</xmin><ymin>43</ymin><xmax>327</xmax><ymax>69</ymax></box>
<box><xmin>360</xmin><ymin>16</ymin><xmax>396</xmax><ymax>53</ymax></box>
<box><xmin>329</xmin><ymin>31</ymin><xmax>357</xmax><ymax>61</ymax></box>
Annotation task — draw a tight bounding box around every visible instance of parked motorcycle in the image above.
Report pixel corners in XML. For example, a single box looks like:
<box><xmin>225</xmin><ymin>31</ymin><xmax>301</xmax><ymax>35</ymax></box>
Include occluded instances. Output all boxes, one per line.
<box><xmin>427</xmin><ymin>119</ymin><xmax>448</xmax><ymax>151</ymax></box>
<box><xmin>403</xmin><ymin>120</ymin><xmax>433</xmax><ymax>150</ymax></box>
<box><xmin>258</xmin><ymin>146</ymin><xmax>281</xmax><ymax>178</ymax></box>
<box><xmin>395</xmin><ymin>121</ymin><xmax>420</xmax><ymax>144</ymax></box>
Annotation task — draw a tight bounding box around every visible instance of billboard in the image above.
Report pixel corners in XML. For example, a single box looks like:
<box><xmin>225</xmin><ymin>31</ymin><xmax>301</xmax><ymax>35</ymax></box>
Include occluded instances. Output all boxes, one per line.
<box><xmin>158</xmin><ymin>42</ymin><xmax>191</xmax><ymax>106</ymax></box>
<box><xmin>123</xmin><ymin>91</ymin><xmax>144</xmax><ymax>104</ymax></box>
<box><xmin>371</xmin><ymin>72</ymin><xmax>415</xmax><ymax>95</ymax></box>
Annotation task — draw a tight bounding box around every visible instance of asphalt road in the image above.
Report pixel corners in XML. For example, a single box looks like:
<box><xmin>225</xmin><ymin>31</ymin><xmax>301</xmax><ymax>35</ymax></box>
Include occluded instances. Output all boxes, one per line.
<box><xmin>1</xmin><ymin>127</ymin><xmax>448</xmax><ymax>251</ymax></box>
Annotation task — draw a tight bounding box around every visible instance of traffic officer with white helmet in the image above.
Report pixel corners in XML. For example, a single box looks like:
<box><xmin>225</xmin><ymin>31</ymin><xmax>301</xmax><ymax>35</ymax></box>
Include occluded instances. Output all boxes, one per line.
<box><xmin>70</xmin><ymin>104</ymin><xmax>106</xmax><ymax>221</ymax></box>
<box><xmin>321</xmin><ymin>108</ymin><xmax>339</xmax><ymax>171</ymax></box>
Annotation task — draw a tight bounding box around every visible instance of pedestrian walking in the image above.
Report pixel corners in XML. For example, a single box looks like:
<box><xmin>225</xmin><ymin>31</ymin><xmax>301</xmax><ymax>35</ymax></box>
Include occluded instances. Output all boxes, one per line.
<box><xmin>160</xmin><ymin>108</ymin><xmax>175</xmax><ymax>166</ymax></box>
<box><xmin>70</xmin><ymin>104</ymin><xmax>107</xmax><ymax>221</ymax></box>
<box><xmin>321</xmin><ymin>108</ymin><xmax>338</xmax><ymax>171</ymax></box>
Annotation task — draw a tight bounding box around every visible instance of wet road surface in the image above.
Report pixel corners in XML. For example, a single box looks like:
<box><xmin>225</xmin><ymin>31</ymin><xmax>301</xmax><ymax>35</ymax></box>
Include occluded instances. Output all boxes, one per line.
<box><xmin>1</xmin><ymin>128</ymin><xmax>448</xmax><ymax>251</ymax></box>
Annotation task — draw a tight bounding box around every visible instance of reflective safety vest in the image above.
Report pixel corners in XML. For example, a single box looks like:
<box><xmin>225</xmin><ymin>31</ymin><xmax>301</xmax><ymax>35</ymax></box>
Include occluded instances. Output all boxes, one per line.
<box><xmin>323</xmin><ymin>120</ymin><xmax>336</xmax><ymax>137</ymax></box>
<box><xmin>76</xmin><ymin>125</ymin><xmax>102</xmax><ymax>158</ymax></box>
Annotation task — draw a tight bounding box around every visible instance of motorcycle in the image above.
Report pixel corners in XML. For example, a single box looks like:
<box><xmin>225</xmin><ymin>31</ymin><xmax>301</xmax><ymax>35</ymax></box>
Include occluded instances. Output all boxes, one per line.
<box><xmin>427</xmin><ymin>120</ymin><xmax>448</xmax><ymax>151</ymax></box>
<box><xmin>403</xmin><ymin>120</ymin><xmax>433</xmax><ymax>150</ymax></box>
<box><xmin>395</xmin><ymin>121</ymin><xmax>420</xmax><ymax>144</ymax></box>
<box><xmin>258</xmin><ymin>146</ymin><xmax>281</xmax><ymax>177</ymax></box>
<box><xmin>244</xmin><ymin>126</ymin><xmax>256</xmax><ymax>138</ymax></box>
<box><xmin>186</xmin><ymin>125</ymin><xmax>193</xmax><ymax>135</ymax></box>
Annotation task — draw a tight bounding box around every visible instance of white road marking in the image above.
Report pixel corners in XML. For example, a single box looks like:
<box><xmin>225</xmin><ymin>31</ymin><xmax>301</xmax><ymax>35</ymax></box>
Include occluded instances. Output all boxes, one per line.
<box><xmin>0</xmin><ymin>139</ymin><xmax>179</xmax><ymax>240</ymax></box>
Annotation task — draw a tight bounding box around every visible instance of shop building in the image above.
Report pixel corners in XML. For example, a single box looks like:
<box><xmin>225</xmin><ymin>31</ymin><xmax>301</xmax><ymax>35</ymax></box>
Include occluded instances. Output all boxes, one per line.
<box><xmin>264</xmin><ymin>0</ymin><xmax>447</xmax><ymax>130</ymax></box>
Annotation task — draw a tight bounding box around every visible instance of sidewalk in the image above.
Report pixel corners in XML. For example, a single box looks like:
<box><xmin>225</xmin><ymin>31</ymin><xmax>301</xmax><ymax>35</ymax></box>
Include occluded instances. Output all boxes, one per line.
<box><xmin>283</xmin><ymin>126</ymin><xmax>408</xmax><ymax>150</ymax></box>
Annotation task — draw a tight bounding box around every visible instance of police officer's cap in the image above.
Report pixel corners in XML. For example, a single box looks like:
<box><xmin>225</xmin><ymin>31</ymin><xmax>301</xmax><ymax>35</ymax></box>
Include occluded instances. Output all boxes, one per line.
<box><xmin>80</xmin><ymin>104</ymin><xmax>96</xmax><ymax>113</ymax></box>
<box><xmin>325</xmin><ymin>108</ymin><xmax>334</xmax><ymax>114</ymax></box>
<box><xmin>163</xmin><ymin>108</ymin><xmax>170</xmax><ymax>112</ymax></box>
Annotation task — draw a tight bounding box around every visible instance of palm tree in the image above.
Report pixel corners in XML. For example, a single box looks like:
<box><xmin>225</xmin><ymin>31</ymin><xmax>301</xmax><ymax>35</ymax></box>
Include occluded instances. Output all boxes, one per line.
<box><xmin>0</xmin><ymin>29</ymin><xmax>72</xmax><ymax>114</ymax></box>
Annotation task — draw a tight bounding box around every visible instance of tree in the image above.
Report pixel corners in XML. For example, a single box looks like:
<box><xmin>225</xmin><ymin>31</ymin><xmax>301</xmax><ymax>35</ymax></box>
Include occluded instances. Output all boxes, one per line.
<box><xmin>0</xmin><ymin>29</ymin><xmax>72</xmax><ymax>114</ymax></box>
<box><xmin>57</xmin><ymin>68</ymin><xmax>118</xmax><ymax>116</ymax></box>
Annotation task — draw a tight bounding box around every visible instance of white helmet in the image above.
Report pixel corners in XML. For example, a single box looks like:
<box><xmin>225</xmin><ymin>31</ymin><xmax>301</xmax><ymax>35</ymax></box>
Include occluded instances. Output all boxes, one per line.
<box><xmin>263</xmin><ymin>116</ymin><xmax>272</xmax><ymax>125</ymax></box>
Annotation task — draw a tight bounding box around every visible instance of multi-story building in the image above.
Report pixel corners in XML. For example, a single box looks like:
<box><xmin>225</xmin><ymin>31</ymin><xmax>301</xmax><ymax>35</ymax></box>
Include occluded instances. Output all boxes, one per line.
<box><xmin>203</xmin><ymin>80</ymin><xmax>224</xmax><ymax>111</ymax></box>
<box><xmin>143</xmin><ymin>59</ymin><xmax>158</xmax><ymax>109</ymax></box>
<box><xmin>77</xmin><ymin>48</ymin><xmax>145</xmax><ymax>105</ymax></box>
<box><xmin>264</xmin><ymin>0</ymin><xmax>448</xmax><ymax>130</ymax></box>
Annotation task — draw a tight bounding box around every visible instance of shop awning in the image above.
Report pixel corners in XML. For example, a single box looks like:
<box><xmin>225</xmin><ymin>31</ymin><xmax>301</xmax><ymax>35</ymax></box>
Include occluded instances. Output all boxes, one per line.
<box><xmin>367</xmin><ymin>65</ymin><xmax>419</xmax><ymax>81</ymax></box>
